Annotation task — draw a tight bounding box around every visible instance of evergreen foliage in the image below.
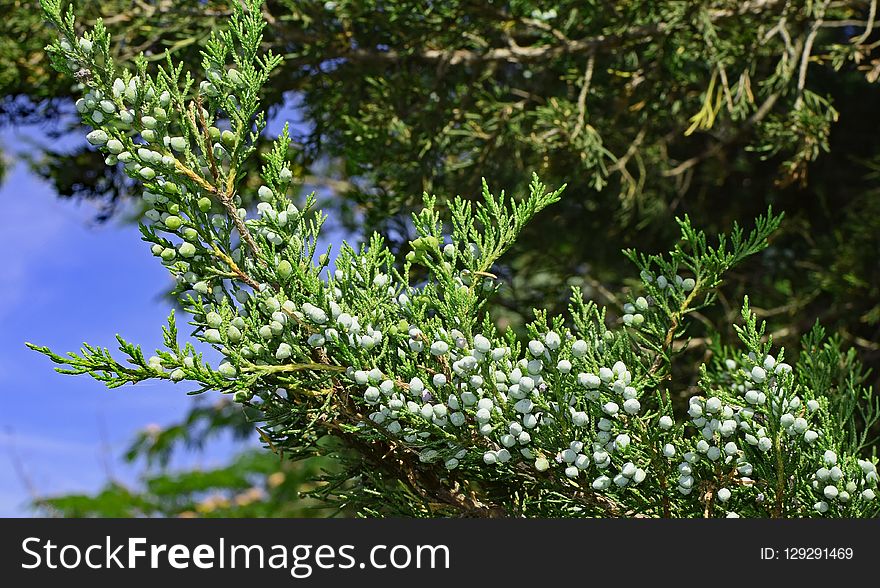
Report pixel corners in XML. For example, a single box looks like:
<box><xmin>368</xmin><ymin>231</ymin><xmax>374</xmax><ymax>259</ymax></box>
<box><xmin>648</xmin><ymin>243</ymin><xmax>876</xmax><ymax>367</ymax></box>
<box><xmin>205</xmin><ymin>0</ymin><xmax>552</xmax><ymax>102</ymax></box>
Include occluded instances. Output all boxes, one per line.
<box><xmin>28</xmin><ymin>0</ymin><xmax>879</xmax><ymax>517</ymax></box>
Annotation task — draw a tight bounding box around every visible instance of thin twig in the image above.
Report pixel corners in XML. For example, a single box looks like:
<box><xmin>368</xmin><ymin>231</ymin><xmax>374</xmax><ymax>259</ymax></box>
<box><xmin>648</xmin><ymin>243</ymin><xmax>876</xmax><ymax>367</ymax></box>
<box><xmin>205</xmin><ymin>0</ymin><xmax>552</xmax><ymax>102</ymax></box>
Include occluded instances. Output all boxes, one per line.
<box><xmin>794</xmin><ymin>1</ymin><xmax>830</xmax><ymax>109</ymax></box>
<box><xmin>854</xmin><ymin>0</ymin><xmax>877</xmax><ymax>44</ymax></box>
<box><xmin>211</xmin><ymin>244</ymin><xmax>260</xmax><ymax>289</ymax></box>
<box><xmin>663</xmin><ymin>91</ymin><xmax>779</xmax><ymax>177</ymax></box>
<box><xmin>194</xmin><ymin>95</ymin><xmax>220</xmax><ymax>183</ymax></box>
<box><xmin>343</xmin><ymin>24</ymin><xmax>666</xmax><ymax>66</ymax></box>
<box><xmin>243</xmin><ymin>362</ymin><xmax>347</xmax><ymax>375</ymax></box>
<box><xmin>608</xmin><ymin>127</ymin><xmax>646</xmax><ymax>173</ymax></box>
<box><xmin>571</xmin><ymin>51</ymin><xmax>596</xmax><ymax>141</ymax></box>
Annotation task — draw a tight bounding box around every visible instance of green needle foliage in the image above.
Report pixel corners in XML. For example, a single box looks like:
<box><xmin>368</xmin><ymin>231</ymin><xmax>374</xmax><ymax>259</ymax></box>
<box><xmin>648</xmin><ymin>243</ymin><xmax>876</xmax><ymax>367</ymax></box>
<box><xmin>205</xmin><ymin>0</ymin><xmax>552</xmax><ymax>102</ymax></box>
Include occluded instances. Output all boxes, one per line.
<box><xmin>4</xmin><ymin>0</ymin><xmax>879</xmax><ymax>371</ymax></box>
<box><xmin>30</xmin><ymin>0</ymin><xmax>879</xmax><ymax>518</ymax></box>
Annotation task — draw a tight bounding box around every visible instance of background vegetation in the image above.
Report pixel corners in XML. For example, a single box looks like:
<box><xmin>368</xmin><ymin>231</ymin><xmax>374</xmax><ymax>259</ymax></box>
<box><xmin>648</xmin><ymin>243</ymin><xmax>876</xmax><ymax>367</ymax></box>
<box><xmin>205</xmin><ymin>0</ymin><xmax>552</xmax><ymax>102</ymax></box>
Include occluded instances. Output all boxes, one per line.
<box><xmin>3</xmin><ymin>0</ymin><xmax>879</xmax><ymax>516</ymax></box>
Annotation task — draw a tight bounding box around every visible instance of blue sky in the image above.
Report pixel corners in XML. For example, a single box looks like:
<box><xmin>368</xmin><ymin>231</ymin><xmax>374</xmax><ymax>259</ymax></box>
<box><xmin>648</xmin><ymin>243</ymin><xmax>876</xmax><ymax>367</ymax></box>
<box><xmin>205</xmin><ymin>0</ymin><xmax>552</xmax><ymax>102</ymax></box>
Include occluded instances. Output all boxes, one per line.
<box><xmin>0</xmin><ymin>131</ymin><xmax>254</xmax><ymax>516</ymax></box>
<box><xmin>0</xmin><ymin>101</ymin><xmax>319</xmax><ymax>517</ymax></box>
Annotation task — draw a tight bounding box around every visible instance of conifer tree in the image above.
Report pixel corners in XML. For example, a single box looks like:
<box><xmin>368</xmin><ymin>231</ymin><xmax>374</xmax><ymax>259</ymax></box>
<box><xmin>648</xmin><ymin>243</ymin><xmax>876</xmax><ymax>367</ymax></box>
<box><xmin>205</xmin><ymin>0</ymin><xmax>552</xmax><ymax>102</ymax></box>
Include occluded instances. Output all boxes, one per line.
<box><xmin>29</xmin><ymin>0</ymin><xmax>879</xmax><ymax>517</ymax></box>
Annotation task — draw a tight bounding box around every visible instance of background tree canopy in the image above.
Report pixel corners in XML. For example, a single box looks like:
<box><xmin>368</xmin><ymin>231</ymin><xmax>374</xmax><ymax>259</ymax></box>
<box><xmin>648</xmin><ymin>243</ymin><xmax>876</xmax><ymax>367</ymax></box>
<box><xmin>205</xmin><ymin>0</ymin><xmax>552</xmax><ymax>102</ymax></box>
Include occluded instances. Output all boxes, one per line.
<box><xmin>4</xmin><ymin>0</ymin><xmax>880</xmax><ymax>516</ymax></box>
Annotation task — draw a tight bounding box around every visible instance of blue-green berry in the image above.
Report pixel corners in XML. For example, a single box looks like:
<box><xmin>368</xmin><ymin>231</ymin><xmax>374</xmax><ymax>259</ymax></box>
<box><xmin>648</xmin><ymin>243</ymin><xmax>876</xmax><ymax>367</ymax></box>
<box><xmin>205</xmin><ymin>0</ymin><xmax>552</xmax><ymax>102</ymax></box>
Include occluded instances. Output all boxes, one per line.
<box><xmin>86</xmin><ymin>130</ymin><xmax>108</xmax><ymax>145</ymax></box>
<box><xmin>217</xmin><ymin>362</ymin><xmax>236</xmax><ymax>377</ymax></box>
<box><xmin>275</xmin><ymin>343</ymin><xmax>292</xmax><ymax>360</ymax></box>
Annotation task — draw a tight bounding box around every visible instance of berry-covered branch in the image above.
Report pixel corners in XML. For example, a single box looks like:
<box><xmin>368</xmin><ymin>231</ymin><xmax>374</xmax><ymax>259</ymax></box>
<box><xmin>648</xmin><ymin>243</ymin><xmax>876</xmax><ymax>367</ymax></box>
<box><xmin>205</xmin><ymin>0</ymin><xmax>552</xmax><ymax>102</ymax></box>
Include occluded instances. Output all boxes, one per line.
<box><xmin>29</xmin><ymin>0</ymin><xmax>879</xmax><ymax>518</ymax></box>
